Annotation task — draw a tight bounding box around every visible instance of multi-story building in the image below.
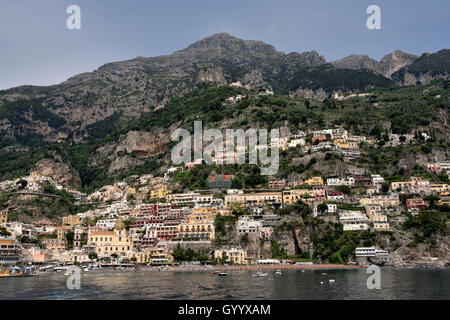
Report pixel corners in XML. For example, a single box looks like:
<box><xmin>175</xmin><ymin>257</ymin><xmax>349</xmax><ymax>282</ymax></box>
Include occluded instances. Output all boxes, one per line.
<box><xmin>371</xmin><ymin>174</ymin><xmax>385</xmax><ymax>185</ymax></box>
<box><xmin>0</xmin><ymin>237</ymin><xmax>22</xmax><ymax>266</ymax></box>
<box><xmin>282</xmin><ymin>189</ymin><xmax>316</xmax><ymax>203</ymax></box>
<box><xmin>208</xmin><ymin>175</ymin><xmax>234</xmax><ymax>189</ymax></box>
<box><xmin>155</xmin><ymin>223</ymin><xmax>180</xmax><ymax>240</ymax></box>
<box><xmin>237</xmin><ymin>192</ymin><xmax>282</xmax><ymax>207</ymax></box>
<box><xmin>214</xmin><ymin>248</ymin><xmax>248</xmax><ymax>265</ymax></box>
<box><xmin>355</xmin><ymin>247</ymin><xmax>389</xmax><ymax>258</ymax></box>
<box><xmin>359</xmin><ymin>193</ymin><xmax>400</xmax><ymax>207</ymax></box>
<box><xmin>6</xmin><ymin>222</ymin><xmax>37</xmax><ymax>239</ymax></box>
<box><xmin>41</xmin><ymin>239</ymin><xmax>66</xmax><ymax>251</ymax></box>
<box><xmin>177</xmin><ymin>222</ymin><xmax>214</xmax><ymax>240</ymax></box>
<box><xmin>427</xmin><ymin>161</ymin><xmax>450</xmax><ymax>173</ymax></box>
<box><xmin>373</xmin><ymin>222</ymin><xmax>390</xmax><ymax>231</ymax></box>
<box><xmin>87</xmin><ymin>219</ymin><xmax>133</xmax><ymax>257</ymax></box>
<box><xmin>268</xmin><ymin>179</ymin><xmax>287</xmax><ymax>190</ymax></box>
<box><xmin>237</xmin><ymin>217</ymin><xmax>262</xmax><ymax>235</ymax></box>
<box><xmin>189</xmin><ymin>206</ymin><xmax>219</xmax><ymax>224</ymax></box>
<box><xmin>96</xmin><ymin>219</ymin><xmax>118</xmax><ymax>229</ymax></box>
<box><xmin>406</xmin><ymin>198</ymin><xmax>429</xmax><ymax>212</ymax></box>
<box><xmin>391</xmin><ymin>177</ymin><xmax>431</xmax><ymax>194</ymax></box>
<box><xmin>429</xmin><ymin>184</ymin><xmax>450</xmax><ymax>194</ymax></box>
<box><xmin>304</xmin><ymin>176</ymin><xmax>324</xmax><ymax>186</ymax></box>
<box><xmin>327</xmin><ymin>190</ymin><xmax>344</xmax><ymax>200</ymax></box>
<box><xmin>339</xmin><ymin>211</ymin><xmax>370</xmax><ymax>231</ymax></box>
<box><xmin>150</xmin><ymin>185</ymin><xmax>169</xmax><ymax>200</ymax></box>
<box><xmin>327</xmin><ymin>204</ymin><xmax>338</xmax><ymax>214</ymax></box>
<box><xmin>167</xmin><ymin>192</ymin><xmax>199</xmax><ymax>206</ymax></box>
<box><xmin>62</xmin><ymin>215</ymin><xmax>81</xmax><ymax>227</ymax></box>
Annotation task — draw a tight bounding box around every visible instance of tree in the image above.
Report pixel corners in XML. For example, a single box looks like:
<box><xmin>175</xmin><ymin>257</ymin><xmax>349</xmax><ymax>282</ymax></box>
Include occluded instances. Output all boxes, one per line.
<box><xmin>335</xmin><ymin>185</ymin><xmax>351</xmax><ymax>195</ymax></box>
<box><xmin>219</xmin><ymin>252</ymin><xmax>228</xmax><ymax>264</ymax></box>
<box><xmin>423</xmin><ymin>195</ymin><xmax>440</xmax><ymax>209</ymax></box>
<box><xmin>17</xmin><ymin>180</ymin><xmax>28</xmax><ymax>190</ymax></box>
<box><xmin>65</xmin><ymin>231</ymin><xmax>74</xmax><ymax>248</ymax></box>
<box><xmin>317</xmin><ymin>203</ymin><xmax>328</xmax><ymax>214</ymax></box>
<box><xmin>88</xmin><ymin>252</ymin><xmax>98</xmax><ymax>261</ymax></box>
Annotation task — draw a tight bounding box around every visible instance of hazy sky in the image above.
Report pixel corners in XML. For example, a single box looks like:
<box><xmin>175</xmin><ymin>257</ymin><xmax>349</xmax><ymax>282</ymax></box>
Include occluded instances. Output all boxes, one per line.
<box><xmin>1</xmin><ymin>0</ymin><xmax>449</xmax><ymax>90</ymax></box>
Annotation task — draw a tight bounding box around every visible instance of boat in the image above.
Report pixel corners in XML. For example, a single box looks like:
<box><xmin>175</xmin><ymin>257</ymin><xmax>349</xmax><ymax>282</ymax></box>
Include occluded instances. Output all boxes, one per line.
<box><xmin>253</xmin><ymin>272</ymin><xmax>268</xmax><ymax>277</ymax></box>
<box><xmin>217</xmin><ymin>272</ymin><xmax>228</xmax><ymax>276</ymax></box>
<box><xmin>211</xmin><ymin>271</ymin><xmax>220</xmax><ymax>275</ymax></box>
<box><xmin>275</xmin><ymin>270</ymin><xmax>282</xmax><ymax>275</ymax></box>
<box><xmin>0</xmin><ymin>267</ymin><xmax>39</xmax><ymax>278</ymax></box>
<box><xmin>329</xmin><ymin>279</ymin><xmax>335</xmax><ymax>283</ymax></box>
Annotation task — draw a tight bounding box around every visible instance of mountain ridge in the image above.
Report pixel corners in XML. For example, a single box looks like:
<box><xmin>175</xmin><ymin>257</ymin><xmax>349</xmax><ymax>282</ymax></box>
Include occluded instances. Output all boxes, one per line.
<box><xmin>0</xmin><ymin>33</ymin><xmax>448</xmax><ymax>147</ymax></box>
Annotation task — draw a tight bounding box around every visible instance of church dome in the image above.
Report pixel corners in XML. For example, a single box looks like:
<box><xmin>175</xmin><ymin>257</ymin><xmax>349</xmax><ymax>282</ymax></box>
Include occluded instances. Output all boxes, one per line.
<box><xmin>114</xmin><ymin>218</ymin><xmax>126</xmax><ymax>230</ymax></box>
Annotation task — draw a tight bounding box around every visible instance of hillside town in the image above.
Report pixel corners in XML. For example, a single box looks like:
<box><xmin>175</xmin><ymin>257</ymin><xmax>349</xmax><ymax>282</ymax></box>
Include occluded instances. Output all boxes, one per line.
<box><xmin>0</xmin><ymin>125</ymin><xmax>449</xmax><ymax>272</ymax></box>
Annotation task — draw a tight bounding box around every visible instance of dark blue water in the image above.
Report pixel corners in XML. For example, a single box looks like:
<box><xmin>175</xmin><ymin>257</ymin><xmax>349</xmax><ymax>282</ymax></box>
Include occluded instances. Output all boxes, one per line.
<box><xmin>0</xmin><ymin>269</ymin><xmax>448</xmax><ymax>300</ymax></box>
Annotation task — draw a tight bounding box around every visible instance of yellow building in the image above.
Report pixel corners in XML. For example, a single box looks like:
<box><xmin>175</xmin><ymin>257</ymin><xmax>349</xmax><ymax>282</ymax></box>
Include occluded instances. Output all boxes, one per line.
<box><xmin>430</xmin><ymin>184</ymin><xmax>450</xmax><ymax>193</ymax></box>
<box><xmin>214</xmin><ymin>248</ymin><xmax>248</xmax><ymax>265</ymax></box>
<box><xmin>128</xmin><ymin>247</ymin><xmax>174</xmax><ymax>264</ymax></box>
<box><xmin>0</xmin><ymin>210</ymin><xmax>7</xmax><ymax>226</ymax></box>
<box><xmin>374</xmin><ymin>222</ymin><xmax>390</xmax><ymax>231</ymax></box>
<box><xmin>237</xmin><ymin>192</ymin><xmax>282</xmax><ymax>207</ymax></box>
<box><xmin>87</xmin><ymin>219</ymin><xmax>133</xmax><ymax>257</ymax></box>
<box><xmin>62</xmin><ymin>215</ymin><xmax>81</xmax><ymax>227</ymax></box>
<box><xmin>304</xmin><ymin>176</ymin><xmax>324</xmax><ymax>186</ymax></box>
<box><xmin>282</xmin><ymin>189</ymin><xmax>316</xmax><ymax>204</ymax></box>
<box><xmin>150</xmin><ymin>185</ymin><xmax>169</xmax><ymax>200</ymax></box>
<box><xmin>178</xmin><ymin>222</ymin><xmax>215</xmax><ymax>240</ymax></box>
<box><xmin>335</xmin><ymin>138</ymin><xmax>359</xmax><ymax>150</ymax></box>
<box><xmin>190</xmin><ymin>207</ymin><xmax>219</xmax><ymax>224</ymax></box>
<box><xmin>359</xmin><ymin>194</ymin><xmax>400</xmax><ymax>207</ymax></box>
<box><xmin>371</xmin><ymin>215</ymin><xmax>388</xmax><ymax>223</ymax></box>
<box><xmin>391</xmin><ymin>181</ymin><xmax>410</xmax><ymax>192</ymax></box>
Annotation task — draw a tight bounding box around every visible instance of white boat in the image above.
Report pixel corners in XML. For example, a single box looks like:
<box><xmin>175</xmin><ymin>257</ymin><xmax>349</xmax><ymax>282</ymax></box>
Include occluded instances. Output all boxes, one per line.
<box><xmin>329</xmin><ymin>279</ymin><xmax>335</xmax><ymax>283</ymax></box>
<box><xmin>253</xmin><ymin>272</ymin><xmax>268</xmax><ymax>277</ymax></box>
<box><xmin>275</xmin><ymin>270</ymin><xmax>282</xmax><ymax>275</ymax></box>
<box><xmin>217</xmin><ymin>272</ymin><xmax>228</xmax><ymax>276</ymax></box>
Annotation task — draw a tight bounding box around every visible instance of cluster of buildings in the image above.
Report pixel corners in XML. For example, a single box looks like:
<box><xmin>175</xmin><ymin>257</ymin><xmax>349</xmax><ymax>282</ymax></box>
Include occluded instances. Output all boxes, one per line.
<box><xmin>0</xmin><ymin>123</ymin><xmax>448</xmax><ymax>267</ymax></box>
<box><xmin>0</xmin><ymin>172</ymin><xmax>85</xmax><ymax>200</ymax></box>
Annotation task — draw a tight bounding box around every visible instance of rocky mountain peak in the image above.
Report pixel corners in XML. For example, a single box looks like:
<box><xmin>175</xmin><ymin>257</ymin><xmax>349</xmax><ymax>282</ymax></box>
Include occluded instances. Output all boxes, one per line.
<box><xmin>380</xmin><ymin>50</ymin><xmax>419</xmax><ymax>78</ymax></box>
<box><xmin>185</xmin><ymin>32</ymin><xmax>278</xmax><ymax>55</ymax></box>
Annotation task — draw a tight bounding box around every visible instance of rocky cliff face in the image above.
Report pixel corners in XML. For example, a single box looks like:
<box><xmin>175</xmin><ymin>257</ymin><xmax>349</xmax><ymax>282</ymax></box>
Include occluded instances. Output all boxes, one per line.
<box><xmin>380</xmin><ymin>50</ymin><xmax>419</xmax><ymax>78</ymax></box>
<box><xmin>88</xmin><ymin>127</ymin><xmax>175</xmax><ymax>176</ymax></box>
<box><xmin>331</xmin><ymin>50</ymin><xmax>419</xmax><ymax>79</ymax></box>
<box><xmin>392</xmin><ymin>49</ymin><xmax>450</xmax><ymax>85</ymax></box>
<box><xmin>34</xmin><ymin>158</ymin><xmax>82</xmax><ymax>188</ymax></box>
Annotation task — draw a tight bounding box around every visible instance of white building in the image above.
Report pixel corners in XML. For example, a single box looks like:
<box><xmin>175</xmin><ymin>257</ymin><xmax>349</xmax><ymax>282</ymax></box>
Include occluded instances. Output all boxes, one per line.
<box><xmin>237</xmin><ymin>217</ymin><xmax>262</xmax><ymax>235</ymax></box>
<box><xmin>371</xmin><ymin>175</ymin><xmax>385</xmax><ymax>185</ymax></box>
<box><xmin>96</xmin><ymin>219</ymin><xmax>118</xmax><ymax>229</ymax></box>
<box><xmin>355</xmin><ymin>247</ymin><xmax>389</xmax><ymax>258</ymax></box>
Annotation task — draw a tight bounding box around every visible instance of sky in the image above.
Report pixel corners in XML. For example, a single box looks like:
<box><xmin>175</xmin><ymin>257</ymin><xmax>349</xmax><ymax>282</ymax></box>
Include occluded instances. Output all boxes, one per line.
<box><xmin>0</xmin><ymin>0</ymin><xmax>449</xmax><ymax>90</ymax></box>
